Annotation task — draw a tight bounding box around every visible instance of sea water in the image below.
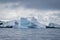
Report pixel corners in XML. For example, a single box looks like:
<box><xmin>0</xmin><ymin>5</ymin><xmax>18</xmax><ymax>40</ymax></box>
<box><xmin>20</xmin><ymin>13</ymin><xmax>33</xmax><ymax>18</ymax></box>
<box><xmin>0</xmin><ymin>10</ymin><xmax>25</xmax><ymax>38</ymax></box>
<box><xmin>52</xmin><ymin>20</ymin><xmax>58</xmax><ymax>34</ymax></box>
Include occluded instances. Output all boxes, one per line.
<box><xmin>0</xmin><ymin>28</ymin><xmax>60</xmax><ymax>40</ymax></box>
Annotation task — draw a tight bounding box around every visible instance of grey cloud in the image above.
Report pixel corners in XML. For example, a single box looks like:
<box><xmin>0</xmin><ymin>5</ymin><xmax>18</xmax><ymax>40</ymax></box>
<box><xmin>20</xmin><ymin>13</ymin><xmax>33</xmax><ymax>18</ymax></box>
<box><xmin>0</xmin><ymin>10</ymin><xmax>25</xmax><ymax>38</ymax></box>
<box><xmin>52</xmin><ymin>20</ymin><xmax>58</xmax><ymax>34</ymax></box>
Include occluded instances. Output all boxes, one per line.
<box><xmin>20</xmin><ymin>0</ymin><xmax>60</xmax><ymax>10</ymax></box>
<box><xmin>52</xmin><ymin>13</ymin><xmax>60</xmax><ymax>18</ymax></box>
<box><xmin>0</xmin><ymin>0</ymin><xmax>18</xmax><ymax>3</ymax></box>
<box><xmin>0</xmin><ymin>0</ymin><xmax>60</xmax><ymax>10</ymax></box>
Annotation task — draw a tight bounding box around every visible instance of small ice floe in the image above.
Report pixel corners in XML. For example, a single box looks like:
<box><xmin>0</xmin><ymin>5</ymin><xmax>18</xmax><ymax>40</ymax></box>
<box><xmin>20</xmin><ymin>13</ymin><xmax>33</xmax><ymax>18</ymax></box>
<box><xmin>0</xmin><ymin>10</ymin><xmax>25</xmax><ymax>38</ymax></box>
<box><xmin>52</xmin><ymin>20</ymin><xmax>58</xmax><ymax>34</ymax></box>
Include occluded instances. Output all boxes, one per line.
<box><xmin>46</xmin><ymin>23</ymin><xmax>60</xmax><ymax>29</ymax></box>
<box><xmin>0</xmin><ymin>21</ymin><xmax>13</xmax><ymax>28</ymax></box>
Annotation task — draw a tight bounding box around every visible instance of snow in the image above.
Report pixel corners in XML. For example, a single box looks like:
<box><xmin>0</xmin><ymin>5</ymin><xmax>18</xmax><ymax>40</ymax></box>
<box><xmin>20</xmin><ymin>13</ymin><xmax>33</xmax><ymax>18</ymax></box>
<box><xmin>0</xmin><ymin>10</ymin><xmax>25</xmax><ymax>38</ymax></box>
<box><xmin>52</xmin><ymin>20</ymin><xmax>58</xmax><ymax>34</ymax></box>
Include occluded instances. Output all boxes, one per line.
<box><xmin>48</xmin><ymin>23</ymin><xmax>60</xmax><ymax>27</ymax></box>
<box><xmin>0</xmin><ymin>16</ymin><xmax>60</xmax><ymax>28</ymax></box>
<box><xmin>20</xmin><ymin>17</ymin><xmax>46</xmax><ymax>28</ymax></box>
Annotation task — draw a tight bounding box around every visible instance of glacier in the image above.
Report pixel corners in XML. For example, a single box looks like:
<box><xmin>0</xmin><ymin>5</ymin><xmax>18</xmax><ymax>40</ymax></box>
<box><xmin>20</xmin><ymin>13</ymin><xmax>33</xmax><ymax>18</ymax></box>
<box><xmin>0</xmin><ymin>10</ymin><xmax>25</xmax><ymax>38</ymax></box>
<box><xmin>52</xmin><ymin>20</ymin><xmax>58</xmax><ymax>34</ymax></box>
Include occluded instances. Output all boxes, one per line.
<box><xmin>0</xmin><ymin>16</ymin><xmax>60</xmax><ymax>29</ymax></box>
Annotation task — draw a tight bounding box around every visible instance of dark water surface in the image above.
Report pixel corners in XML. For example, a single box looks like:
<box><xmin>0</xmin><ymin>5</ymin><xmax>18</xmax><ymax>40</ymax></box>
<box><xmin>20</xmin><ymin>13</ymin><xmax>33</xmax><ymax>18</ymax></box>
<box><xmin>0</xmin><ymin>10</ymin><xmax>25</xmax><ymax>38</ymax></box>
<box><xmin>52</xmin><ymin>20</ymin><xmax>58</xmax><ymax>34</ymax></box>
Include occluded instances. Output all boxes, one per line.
<box><xmin>0</xmin><ymin>28</ymin><xmax>60</xmax><ymax>40</ymax></box>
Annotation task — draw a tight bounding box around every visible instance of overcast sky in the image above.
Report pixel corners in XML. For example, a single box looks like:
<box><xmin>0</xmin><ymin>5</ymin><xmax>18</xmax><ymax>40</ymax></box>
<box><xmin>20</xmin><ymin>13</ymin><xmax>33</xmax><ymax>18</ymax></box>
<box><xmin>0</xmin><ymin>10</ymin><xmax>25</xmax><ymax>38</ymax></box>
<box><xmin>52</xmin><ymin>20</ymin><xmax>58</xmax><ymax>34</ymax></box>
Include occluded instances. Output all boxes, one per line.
<box><xmin>0</xmin><ymin>0</ymin><xmax>60</xmax><ymax>25</ymax></box>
